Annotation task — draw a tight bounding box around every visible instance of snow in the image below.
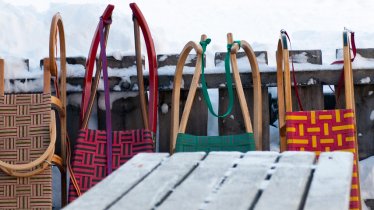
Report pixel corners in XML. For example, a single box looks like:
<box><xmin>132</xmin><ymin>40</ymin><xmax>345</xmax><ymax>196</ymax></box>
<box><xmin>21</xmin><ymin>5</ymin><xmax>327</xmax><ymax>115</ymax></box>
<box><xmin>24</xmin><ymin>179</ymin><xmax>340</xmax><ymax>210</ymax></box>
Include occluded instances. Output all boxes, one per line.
<box><xmin>158</xmin><ymin>55</ymin><xmax>167</xmax><ymax>62</ymax></box>
<box><xmin>67</xmin><ymin>93</ymin><xmax>81</xmax><ymax>107</ymax></box>
<box><xmin>98</xmin><ymin>91</ymin><xmax>139</xmax><ymax>110</ymax></box>
<box><xmin>307</xmin><ymin>78</ymin><xmax>317</xmax><ymax>85</ymax></box>
<box><xmin>360</xmin><ymin>156</ymin><xmax>374</xmax><ymax>210</ymax></box>
<box><xmin>370</xmin><ymin>111</ymin><xmax>374</xmax><ymax>121</ymax></box>
<box><xmin>161</xmin><ymin>103</ymin><xmax>168</xmax><ymax>114</ymax></box>
<box><xmin>269</xmin><ymin>121</ymin><xmax>280</xmax><ymax>152</ymax></box>
<box><xmin>360</xmin><ymin>76</ymin><xmax>371</xmax><ymax>84</ymax></box>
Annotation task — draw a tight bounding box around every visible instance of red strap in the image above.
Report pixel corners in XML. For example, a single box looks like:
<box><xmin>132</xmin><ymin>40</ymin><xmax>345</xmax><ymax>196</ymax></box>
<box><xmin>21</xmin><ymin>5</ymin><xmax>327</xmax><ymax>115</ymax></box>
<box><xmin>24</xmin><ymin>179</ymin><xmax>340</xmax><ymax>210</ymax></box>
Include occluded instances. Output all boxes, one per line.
<box><xmin>282</xmin><ymin>30</ymin><xmax>304</xmax><ymax>111</ymax></box>
<box><xmin>331</xmin><ymin>32</ymin><xmax>356</xmax><ymax>100</ymax></box>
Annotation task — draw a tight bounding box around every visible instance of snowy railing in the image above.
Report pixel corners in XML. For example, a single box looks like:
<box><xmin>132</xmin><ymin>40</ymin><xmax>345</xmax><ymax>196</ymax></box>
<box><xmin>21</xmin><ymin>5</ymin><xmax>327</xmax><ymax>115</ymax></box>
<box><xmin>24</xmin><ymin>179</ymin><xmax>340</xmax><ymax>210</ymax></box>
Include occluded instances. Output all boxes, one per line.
<box><xmin>3</xmin><ymin>49</ymin><xmax>374</xmax><ymax>159</ymax></box>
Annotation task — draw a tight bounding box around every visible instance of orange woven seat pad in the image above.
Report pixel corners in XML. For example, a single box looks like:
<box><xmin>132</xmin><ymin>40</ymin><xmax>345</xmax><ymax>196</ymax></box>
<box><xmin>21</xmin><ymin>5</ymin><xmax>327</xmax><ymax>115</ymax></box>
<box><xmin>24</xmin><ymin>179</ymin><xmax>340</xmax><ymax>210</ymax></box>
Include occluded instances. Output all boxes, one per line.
<box><xmin>286</xmin><ymin>109</ymin><xmax>359</xmax><ymax>210</ymax></box>
<box><xmin>0</xmin><ymin>94</ymin><xmax>52</xmax><ymax>209</ymax></box>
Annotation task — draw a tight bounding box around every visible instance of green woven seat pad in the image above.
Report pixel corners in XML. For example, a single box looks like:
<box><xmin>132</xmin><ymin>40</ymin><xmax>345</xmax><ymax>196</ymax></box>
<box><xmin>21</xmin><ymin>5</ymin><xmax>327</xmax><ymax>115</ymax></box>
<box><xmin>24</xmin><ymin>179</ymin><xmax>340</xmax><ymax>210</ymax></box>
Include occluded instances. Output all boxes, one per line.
<box><xmin>175</xmin><ymin>132</ymin><xmax>255</xmax><ymax>152</ymax></box>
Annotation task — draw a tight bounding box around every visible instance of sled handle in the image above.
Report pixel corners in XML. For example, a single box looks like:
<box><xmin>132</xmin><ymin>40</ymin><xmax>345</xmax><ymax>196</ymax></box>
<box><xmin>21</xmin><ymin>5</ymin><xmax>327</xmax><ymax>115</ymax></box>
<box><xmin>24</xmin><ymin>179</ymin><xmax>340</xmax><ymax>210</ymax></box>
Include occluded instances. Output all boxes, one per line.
<box><xmin>80</xmin><ymin>5</ymin><xmax>114</xmax><ymax>128</ymax></box>
<box><xmin>170</xmin><ymin>37</ymin><xmax>204</xmax><ymax>153</ymax></box>
<box><xmin>229</xmin><ymin>35</ymin><xmax>263</xmax><ymax>151</ymax></box>
<box><xmin>130</xmin><ymin>3</ymin><xmax>159</xmax><ymax>133</ymax></box>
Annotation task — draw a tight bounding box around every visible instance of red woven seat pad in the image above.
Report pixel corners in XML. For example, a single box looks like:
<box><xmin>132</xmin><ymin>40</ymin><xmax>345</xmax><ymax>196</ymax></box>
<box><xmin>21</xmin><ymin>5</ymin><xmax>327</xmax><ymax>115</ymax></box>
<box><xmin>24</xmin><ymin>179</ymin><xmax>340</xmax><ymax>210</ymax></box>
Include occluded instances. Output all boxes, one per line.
<box><xmin>286</xmin><ymin>109</ymin><xmax>359</xmax><ymax>210</ymax></box>
<box><xmin>0</xmin><ymin>94</ymin><xmax>52</xmax><ymax>209</ymax></box>
<box><xmin>68</xmin><ymin>129</ymin><xmax>154</xmax><ymax>202</ymax></box>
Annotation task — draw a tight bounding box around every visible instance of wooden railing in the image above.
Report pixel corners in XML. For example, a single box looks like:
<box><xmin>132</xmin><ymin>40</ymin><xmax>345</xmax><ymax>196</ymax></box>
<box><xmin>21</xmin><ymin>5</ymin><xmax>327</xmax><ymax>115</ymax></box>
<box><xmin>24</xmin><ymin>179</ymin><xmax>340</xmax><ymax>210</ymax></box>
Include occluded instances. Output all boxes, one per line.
<box><xmin>5</xmin><ymin>49</ymin><xmax>374</xmax><ymax>160</ymax></box>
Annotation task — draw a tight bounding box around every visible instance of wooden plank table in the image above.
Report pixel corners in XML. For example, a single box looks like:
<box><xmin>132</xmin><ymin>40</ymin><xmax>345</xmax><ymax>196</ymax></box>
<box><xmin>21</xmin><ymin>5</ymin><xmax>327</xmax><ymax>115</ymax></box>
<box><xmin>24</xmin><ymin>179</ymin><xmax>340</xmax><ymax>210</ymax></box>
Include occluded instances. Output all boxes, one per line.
<box><xmin>64</xmin><ymin>151</ymin><xmax>353</xmax><ymax>210</ymax></box>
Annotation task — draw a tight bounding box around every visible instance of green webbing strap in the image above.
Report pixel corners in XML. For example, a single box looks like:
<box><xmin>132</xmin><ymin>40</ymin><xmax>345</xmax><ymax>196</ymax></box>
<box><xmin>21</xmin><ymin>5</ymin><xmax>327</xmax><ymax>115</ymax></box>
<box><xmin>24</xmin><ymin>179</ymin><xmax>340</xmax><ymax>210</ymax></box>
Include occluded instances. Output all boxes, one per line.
<box><xmin>200</xmin><ymin>39</ymin><xmax>238</xmax><ymax>118</ymax></box>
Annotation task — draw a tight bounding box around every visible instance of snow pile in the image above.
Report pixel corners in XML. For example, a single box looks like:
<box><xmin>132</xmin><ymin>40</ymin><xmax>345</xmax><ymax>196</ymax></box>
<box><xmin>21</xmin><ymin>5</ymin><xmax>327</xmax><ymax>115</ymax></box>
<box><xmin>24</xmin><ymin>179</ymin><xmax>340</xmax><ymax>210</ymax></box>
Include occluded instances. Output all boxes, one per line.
<box><xmin>98</xmin><ymin>91</ymin><xmax>139</xmax><ymax>110</ymax></box>
<box><xmin>360</xmin><ymin>156</ymin><xmax>374</xmax><ymax>210</ymax></box>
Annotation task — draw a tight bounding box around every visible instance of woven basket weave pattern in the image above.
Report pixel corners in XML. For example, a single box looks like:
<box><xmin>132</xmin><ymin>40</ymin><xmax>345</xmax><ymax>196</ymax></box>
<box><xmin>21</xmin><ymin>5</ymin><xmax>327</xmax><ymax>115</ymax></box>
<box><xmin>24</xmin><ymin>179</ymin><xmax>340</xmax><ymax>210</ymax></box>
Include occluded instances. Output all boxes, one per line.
<box><xmin>286</xmin><ymin>109</ymin><xmax>359</xmax><ymax>210</ymax></box>
<box><xmin>0</xmin><ymin>93</ymin><xmax>52</xmax><ymax>209</ymax></box>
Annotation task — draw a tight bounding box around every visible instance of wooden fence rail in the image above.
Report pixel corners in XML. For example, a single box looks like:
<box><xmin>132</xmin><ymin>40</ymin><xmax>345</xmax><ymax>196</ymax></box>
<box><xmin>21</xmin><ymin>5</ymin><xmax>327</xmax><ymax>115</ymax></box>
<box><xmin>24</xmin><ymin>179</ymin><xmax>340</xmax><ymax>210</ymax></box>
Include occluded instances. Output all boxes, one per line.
<box><xmin>3</xmin><ymin>49</ymin><xmax>374</xmax><ymax>159</ymax></box>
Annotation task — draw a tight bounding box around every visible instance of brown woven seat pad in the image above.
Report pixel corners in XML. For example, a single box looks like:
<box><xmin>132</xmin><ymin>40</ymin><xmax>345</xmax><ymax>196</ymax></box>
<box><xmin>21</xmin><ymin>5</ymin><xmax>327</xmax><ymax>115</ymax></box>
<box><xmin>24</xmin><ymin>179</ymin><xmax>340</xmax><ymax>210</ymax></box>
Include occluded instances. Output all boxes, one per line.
<box><xmin>0</xmin><ymin>93</ymin><xmax>52</xmax><ymax>209</ymax></box>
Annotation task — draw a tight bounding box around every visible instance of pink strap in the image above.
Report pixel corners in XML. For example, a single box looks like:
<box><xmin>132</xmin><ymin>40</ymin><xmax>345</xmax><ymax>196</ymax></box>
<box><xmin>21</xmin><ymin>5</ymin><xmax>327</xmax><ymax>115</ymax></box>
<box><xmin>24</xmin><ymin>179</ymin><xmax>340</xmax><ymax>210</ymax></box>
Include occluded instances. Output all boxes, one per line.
<box><xmin>98</xmin><ymin>17</ymin><xmax>113</xmax><ymax>175</ymax></box>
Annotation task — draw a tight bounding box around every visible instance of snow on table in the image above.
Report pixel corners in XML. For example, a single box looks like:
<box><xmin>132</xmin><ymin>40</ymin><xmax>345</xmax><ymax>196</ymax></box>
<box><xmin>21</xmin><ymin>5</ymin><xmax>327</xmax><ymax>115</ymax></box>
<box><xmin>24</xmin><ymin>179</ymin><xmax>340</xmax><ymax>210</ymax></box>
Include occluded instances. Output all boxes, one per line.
<box><xmin>63</xmin><ymin>151</ymin><xmax>353</xmax><ymax>210</ymax></box>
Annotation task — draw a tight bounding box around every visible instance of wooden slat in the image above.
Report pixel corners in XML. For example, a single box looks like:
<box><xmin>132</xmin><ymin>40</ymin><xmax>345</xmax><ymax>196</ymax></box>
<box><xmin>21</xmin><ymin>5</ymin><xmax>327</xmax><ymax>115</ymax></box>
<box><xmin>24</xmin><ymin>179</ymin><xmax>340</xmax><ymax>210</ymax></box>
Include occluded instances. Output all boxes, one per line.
<box><xmin>255</xmin><ymin>151</ymin><xmax>315</xmax><ymax>210</ymax></box>
<box><xmin>183</xmin><ymin>89</ymin><xmax>208</xmax><ymax>136</ymax></box>
<box><xmin>204</xmin><ymin>152</ymin><xmax>278</xmax><ymax>210</ymax></box>
<box><xmin>66</xmin><ymin>93</ymin><xmax>83</xmax><ymax>149</ymax></box>
<box><xmin>304</xmin><ymin>152</ymin><xmax>353</xmax><ymax>210</ymax></box>
<box><xmin>109</xmin><ymin>152</ymin><xmax>206</xmax><ymax>210</ymax></box>
<box><xmin>158</xmin><ymin>90</ymin><xmax>173</xmax><ymax>152</ymax></box>
<box><xmin>97</xmin><ymin>92</ymin><xmax>146</xmax><ymax>131</ymax></box>
<box><xmin>157</xmin><ymin>152</ymin><xmax>242</xmax><ymax>210</ymax></box>
<box><xmin>291</xmin><ymin>85</ymin><xmax>324</xmax><ymax>111</ymax></box>
<box><xmin>349</xmin><ymin>85</ymin><xmax>374</xmax><ymax>159</ymax></box>
<box><xmin>64</xmin><ymin>153</ymin><xmax>169</xmax><ymax>210</ymax></box>
<box><xmin>218</xmin><ymin>87</ymin><xmax>270</xmax><ymax>150</ymax></box>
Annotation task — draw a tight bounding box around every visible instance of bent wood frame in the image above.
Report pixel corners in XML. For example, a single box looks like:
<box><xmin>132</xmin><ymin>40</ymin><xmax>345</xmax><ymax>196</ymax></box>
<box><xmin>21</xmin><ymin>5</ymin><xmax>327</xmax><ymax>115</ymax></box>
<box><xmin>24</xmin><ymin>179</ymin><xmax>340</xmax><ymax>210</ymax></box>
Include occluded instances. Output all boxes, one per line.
<box><xmin>229</xmin><ymin>37</ymin><xmax>263</xmax><ymax>150</ymax></box>
<box><xmin>170</xmin><ymin>33</ymin><xmax>263</xmax><ymax>153</ymax></box>
<box><xmin>276</xmin><ymin>30</ymin><xmax>361</xmax><ymax>209</ymax></box>
<box><xmin>130</xmin><ymin>3</ymin><xmax>159</xmax><ymax>133</ymax></box>
<box><xmin>80</xmin><ymin>5</ymin><xmax>114</xmax><ymax>128</ymax></box>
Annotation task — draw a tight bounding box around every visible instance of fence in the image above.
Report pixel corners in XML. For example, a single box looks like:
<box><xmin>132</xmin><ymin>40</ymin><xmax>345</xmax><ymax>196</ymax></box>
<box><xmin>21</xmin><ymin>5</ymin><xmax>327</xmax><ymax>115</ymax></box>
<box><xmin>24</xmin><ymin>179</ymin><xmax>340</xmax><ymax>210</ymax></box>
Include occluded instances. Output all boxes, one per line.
<box><xmin>5</xmin><ymin>48</ymin><xmax>374</xmax><ymax>160</ymax></box>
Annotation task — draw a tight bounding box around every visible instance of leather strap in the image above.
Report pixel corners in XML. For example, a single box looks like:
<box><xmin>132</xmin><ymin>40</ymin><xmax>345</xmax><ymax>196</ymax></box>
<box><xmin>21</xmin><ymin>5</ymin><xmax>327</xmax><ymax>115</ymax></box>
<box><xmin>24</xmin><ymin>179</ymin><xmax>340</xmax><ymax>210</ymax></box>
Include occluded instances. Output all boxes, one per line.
<box><xmin>130</xmin><ymin>3</ymin><xmax>158</xmax><ymax>133</ymax></box>
<box><xmin>281</xmin><ymin>30</ymin><xmax>304</xmax><ymax>111</ymax></box>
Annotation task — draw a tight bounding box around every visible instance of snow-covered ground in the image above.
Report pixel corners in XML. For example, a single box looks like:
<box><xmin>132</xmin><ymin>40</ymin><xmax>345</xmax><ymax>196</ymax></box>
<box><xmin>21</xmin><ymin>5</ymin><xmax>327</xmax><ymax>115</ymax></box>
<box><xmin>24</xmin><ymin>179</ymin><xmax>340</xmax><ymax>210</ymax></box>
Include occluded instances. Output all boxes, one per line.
<box><xmin>1</xmin><ymin>0</ymin><xmax>374</xmax><ymax>208</ymax></box>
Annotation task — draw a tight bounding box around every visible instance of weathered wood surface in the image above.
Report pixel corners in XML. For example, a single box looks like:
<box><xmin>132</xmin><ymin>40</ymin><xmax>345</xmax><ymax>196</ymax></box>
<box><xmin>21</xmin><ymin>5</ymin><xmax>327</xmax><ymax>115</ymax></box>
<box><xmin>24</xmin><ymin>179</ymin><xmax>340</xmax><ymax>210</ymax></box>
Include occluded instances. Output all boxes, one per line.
<box><xmin>291</xmin><ymin>85</ymin><xmax>325</xmax><ymax>111</ymax></box>
<box><xmin>255</xmin><ymin>152</ymin><xmax>315</xmax><ymax>210</ymax></box>
<box><xmin>110</xmin><ymin>152</ymin><xmax>205</xmax><ymax>210</ymax></box>
<box><xmin>204</xmin><ymin>152</ymin><xmax>278</xmax><ymax>210</ymax></box>
<box><xmin>304</xmin><ymin>152</ymin><xmax>353</xmax><ymax>210</ymax></box>
<box><xmin>64</xmin><ymin>153</ymin><xmax>169</xmax><ymax>210</ymax></box>
<box><xmin>64</xmin><ymin>151</ymin><xmax>353</xmax><ymax>210</ymax></box>
<box><xmin>157</xmin><ymin>152</ymin><xmax>242</xmax><ymax>210</ymax></box>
